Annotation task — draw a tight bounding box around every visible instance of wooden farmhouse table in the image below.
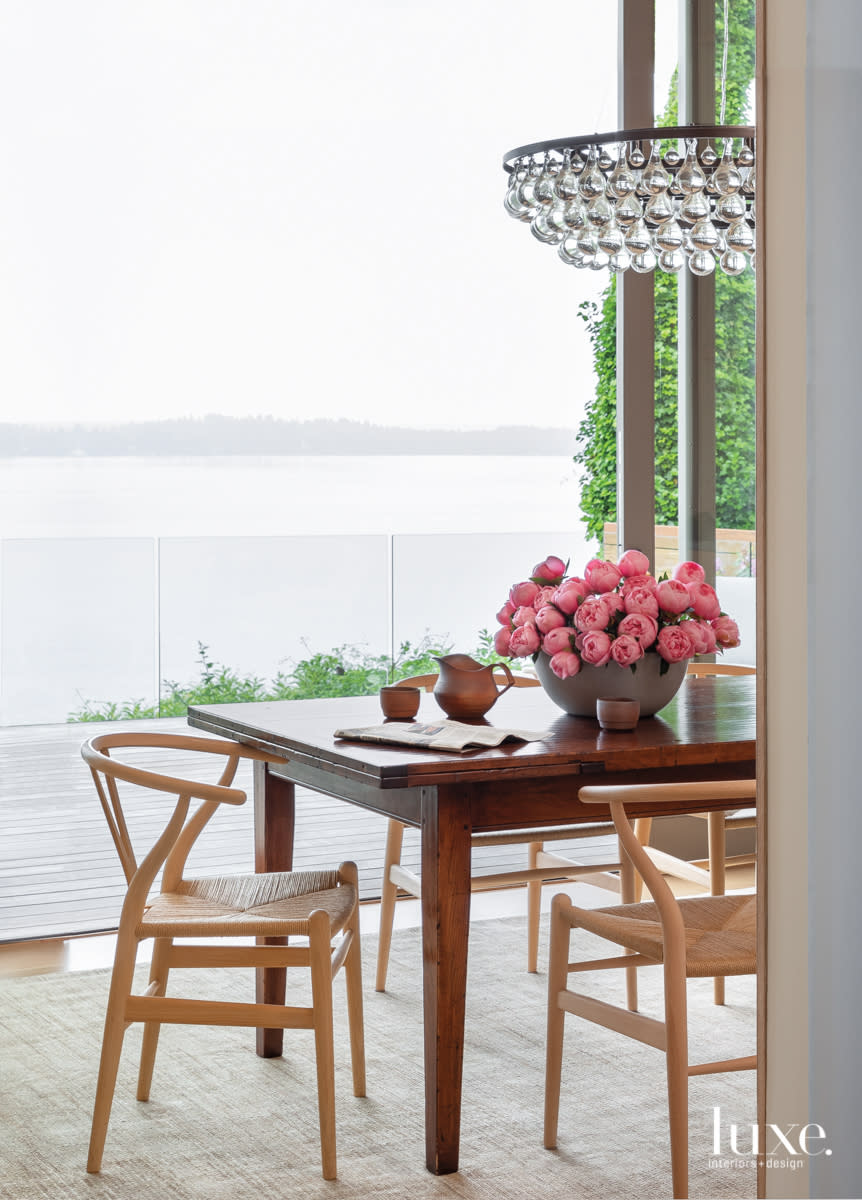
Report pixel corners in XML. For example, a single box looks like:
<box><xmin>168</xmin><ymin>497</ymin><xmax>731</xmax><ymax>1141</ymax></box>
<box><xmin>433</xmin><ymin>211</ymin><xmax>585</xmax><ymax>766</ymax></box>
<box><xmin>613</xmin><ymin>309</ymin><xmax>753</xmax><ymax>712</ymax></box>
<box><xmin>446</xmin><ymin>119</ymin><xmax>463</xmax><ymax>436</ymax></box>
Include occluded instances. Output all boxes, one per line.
<box><xmin>188</xmin><ymin>673</ymin><xmax>756</xmax><ymax>1175</ymax></box>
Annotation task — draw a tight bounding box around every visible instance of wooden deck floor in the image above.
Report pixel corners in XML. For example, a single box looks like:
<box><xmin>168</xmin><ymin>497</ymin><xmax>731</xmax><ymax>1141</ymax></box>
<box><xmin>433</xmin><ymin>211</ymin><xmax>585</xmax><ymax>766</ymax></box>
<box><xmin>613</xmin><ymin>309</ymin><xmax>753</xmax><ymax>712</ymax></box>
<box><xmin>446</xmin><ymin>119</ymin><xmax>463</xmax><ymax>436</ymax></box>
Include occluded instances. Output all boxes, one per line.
<box><xmin>0</xmin><ymin>716</ymin><xmax>616</xmax><ymax>943</ymax></box>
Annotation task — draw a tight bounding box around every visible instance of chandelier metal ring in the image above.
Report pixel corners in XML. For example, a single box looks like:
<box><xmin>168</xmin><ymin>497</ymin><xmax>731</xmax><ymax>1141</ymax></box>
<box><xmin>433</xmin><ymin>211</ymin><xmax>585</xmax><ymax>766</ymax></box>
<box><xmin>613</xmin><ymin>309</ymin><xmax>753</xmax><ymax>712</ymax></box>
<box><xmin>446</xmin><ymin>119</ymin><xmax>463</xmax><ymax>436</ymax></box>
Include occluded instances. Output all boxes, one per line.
<box><xmin>502</xmin><ymin>124</ymin><xmax>755</xmax><ymax>172</ymax></box>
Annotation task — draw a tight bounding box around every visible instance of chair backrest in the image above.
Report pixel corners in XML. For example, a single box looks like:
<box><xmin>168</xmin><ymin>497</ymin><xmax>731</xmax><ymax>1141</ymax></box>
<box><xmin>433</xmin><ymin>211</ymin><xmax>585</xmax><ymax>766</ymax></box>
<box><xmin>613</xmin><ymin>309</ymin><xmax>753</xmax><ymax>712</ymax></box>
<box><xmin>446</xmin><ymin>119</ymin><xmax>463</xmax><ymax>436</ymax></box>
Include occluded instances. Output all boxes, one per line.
<box><xmin>579</xmin><ymin>780</ymin><xmax>757</xmax><ymax>951</ymax></box>
<box><xmin>82</xmin><ymin>733</ymin><xmax>282</xmax><ymax>898</ymax></box>
<box><xmin>397</xmin><ymin>670</ymin><xmax>540</xmax><ymax>691</ymax></box>
<box><xmin>686</xmin><ymin>662</ymin><xmax>755</xmax><ymax>676</ymax></box>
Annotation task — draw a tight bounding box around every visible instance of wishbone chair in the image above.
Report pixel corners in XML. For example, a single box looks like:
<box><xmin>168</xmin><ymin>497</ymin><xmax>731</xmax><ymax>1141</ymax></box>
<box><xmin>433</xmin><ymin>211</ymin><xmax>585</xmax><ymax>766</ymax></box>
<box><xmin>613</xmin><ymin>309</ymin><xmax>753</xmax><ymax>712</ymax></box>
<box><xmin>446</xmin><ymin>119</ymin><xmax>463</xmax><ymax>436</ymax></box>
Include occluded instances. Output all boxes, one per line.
<box><xmin>82</xmin><ymin>732</ymin><xmax>365</xmax><ymax>1180</ymax></box>
<box><xmin>544</xmin><ymin>778</ymin><xmax>757</xmax><ymax>1199</ymax></box>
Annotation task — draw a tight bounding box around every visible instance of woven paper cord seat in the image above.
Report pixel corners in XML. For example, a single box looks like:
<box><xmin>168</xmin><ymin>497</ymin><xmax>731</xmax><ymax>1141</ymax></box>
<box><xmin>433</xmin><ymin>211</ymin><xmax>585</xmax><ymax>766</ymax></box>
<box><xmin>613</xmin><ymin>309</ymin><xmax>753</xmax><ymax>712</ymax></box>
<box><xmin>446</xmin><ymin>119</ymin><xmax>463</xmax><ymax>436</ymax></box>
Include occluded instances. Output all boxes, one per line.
<box><xmin>575</xmin><ymin>893</ymin><xmax>756</xmax><ymax>978</ymax></box>
<box><xmin>139</xmin><ymin>872</ymin><xmax>356</xmax><ymax>938</ymax></box>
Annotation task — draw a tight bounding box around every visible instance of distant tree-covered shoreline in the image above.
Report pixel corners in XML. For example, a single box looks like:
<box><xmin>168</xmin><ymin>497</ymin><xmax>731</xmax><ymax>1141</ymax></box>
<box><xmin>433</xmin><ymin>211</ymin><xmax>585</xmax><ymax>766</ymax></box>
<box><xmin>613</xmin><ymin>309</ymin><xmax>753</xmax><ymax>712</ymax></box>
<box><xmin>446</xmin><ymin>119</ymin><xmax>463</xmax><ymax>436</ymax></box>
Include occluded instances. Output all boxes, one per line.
<box><xmin>0</xmin><ymin>415</ymin><xmax>575</xmax><ymax>457</ymax></box>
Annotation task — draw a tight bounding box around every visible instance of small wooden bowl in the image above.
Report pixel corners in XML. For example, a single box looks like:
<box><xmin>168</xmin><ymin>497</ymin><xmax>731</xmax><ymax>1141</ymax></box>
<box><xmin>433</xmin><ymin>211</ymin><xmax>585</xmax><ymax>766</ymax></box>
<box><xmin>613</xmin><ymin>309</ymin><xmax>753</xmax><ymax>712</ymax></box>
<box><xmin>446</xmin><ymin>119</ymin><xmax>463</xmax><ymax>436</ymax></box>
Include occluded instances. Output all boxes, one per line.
<box><xmin>596</xmin><ymin>697</ymin><xmax>640</xmax><ymax>731</ymax></box>
<box><xmin>379</xmin><ymin>685</ymin><xmax>421</xmax><ymax>720</ymax></box>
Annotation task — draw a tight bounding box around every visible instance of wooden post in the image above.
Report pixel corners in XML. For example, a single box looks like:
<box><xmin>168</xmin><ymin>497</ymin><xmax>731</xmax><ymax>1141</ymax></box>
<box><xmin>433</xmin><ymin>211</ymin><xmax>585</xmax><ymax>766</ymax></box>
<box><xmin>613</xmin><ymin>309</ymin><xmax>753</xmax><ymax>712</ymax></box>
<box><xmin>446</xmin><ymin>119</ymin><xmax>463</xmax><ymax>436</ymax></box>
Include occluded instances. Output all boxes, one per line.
<box><xmin>678</xmin><ymin>0</ymin><xmax>717</xmax><ymax>584</ymax></box>
<box><xmin>616</xmin><ymin>0</ymin><xmax>656</xmax><ymax>567</ymax></box>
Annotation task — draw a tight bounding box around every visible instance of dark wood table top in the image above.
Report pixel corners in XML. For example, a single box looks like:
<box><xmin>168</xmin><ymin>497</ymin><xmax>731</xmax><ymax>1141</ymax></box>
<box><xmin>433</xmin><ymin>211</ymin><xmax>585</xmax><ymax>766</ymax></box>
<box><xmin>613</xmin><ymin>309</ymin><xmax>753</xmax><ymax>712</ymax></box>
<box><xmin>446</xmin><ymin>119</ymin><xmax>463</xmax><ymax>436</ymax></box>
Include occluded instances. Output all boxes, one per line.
<box><xmin>188</xmin><ymin>673</ymin><xmax>756</xmax><ymax>792</ymax></box>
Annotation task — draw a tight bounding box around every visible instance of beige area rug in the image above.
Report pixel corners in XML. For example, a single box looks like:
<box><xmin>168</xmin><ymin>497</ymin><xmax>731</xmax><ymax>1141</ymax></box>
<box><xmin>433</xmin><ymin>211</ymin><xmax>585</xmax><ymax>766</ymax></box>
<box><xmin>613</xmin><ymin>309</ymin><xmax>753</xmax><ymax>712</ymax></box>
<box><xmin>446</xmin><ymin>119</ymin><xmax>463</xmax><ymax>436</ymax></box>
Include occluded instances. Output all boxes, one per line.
<box><xmin>0</xmin><ymin>916</ymin><xmax>756</xmax><ymax>1200</ymax></box>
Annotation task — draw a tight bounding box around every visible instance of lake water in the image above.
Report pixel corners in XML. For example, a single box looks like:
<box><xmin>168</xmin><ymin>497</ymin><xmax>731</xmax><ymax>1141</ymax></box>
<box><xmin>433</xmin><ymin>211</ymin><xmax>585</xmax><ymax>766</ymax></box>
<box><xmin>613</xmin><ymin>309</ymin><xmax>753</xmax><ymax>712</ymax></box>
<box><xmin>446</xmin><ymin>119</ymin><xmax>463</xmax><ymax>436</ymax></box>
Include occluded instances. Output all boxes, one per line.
<box><xmin>0</xmin><ymin>454</ymin><xmax>593</xmax><ymax>546</ymax></box>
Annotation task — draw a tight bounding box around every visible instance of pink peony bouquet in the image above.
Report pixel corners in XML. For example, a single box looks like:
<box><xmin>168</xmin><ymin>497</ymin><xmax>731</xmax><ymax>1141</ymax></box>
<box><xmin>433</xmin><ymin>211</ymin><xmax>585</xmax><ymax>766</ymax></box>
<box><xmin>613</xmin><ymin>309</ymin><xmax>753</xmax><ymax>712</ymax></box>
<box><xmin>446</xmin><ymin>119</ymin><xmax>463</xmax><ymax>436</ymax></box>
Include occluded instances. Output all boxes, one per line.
<box><xmin>494</xmin><ymin>550</ymin><xmax>741</xmax><ymax>680</ymax></box>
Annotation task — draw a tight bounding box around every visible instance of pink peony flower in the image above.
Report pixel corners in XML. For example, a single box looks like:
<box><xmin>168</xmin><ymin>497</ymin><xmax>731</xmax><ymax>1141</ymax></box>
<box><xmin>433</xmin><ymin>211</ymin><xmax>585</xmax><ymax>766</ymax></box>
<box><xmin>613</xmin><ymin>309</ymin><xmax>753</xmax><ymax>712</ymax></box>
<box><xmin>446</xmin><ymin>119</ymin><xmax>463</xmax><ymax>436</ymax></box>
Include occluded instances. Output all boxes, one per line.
<box><xmin>604</xmin><ymin>591</ymin><xmax>625</xmax><ymax>615</ymax></box>
<box><xmin>574</xmin><ymin>595</ymin><xmax>610</xmax><ymax>633</ymax></box>
<box><xmin>579</xmin><ymin>630</ymin><xmax>613</xmax><ymax>666</ymax></box>
<box><xmin>623</xmin><ymin>585</ymin><xmax>659</xmax><ymax>619</ymax></box>
<box><xmin>509</xmin><ymin>624</ymin><xmax>541</xmax><ymax>657</ymax></box>
<box><xmin>512</xmin><ymin>605</ymin><xmax>538</xmax><ymax>627</ymax></box>
<box><xmin>584</xmin><ymin>558</ymin><xmax>623</xmax><ymax>594</ymax></box>
<box><xmin>686</xmin><ymin>619</ymin><xmax>718</xmax><ymax>655</ymax></box>
<box><xmin>621</xmin><ymin>573</ymin><xmax>658</xmax><ymax>595</ymax></box>
<box><xmin>549</xmin><ymin>650</ymin><xmax>581</xmax><ymax>679</ymax></box>
<box><xmin>553</xmin><ymin>577</ymin><xmax>589</xmax><ymax>614</ymax></box>
<box><xmin>496</xmin><ymin>601</ymin><xmax>515</xmax><ymax>627</ymax></box>
<box><xmin>509</xmin><ymin>580</ymin><xmax>540</xmax><ymax>608</ymax></box>
<box><xmin>532</xmin><ymin>555</ymin><xmax>567</xmax><ymax>584</ymax></box>
<box><xmin>535</xmin><ymin>604</ymin><xmax>566</xmax><ymax>633</ymax></box>
<box><xmin>656</xmin><ymin>579</ymin><xmax>692</xmax><ymax>615</ymax></box>
<box><xmin>610</xmin><ymin>634</ymin><xmax>644</xmax><ymax>667</ymax></box>
<box><xmin>618</xmin><ymin>612</ymin><xmax>659</xmax><ymax>647</ymax></box>
<box><xmin>657</xmin><ymin>624</ymin><xmax>696</xmax><ymax>663</ymax></box>
<box><xmin>541</xmin><ymin>626</ymin><xmax>575</xmax><ymax>656</ymax></box>
<box><xmin>493</xmin><ymin>627</ymin><xmax>512</xmax><ymax>656</ymax></box>
<box><xmin>618</xmin><ymin>548</ymin><xmax>651</xmax><ymax>577</ymax></box>
<box><xmin>673</xmin><ymin>560</ymin><xmax>706</xmax><ymax>586</ymax></box>
<box><xmin>688</xmin><ymin>582</ymin><xmax>721</xmax><ymax>620</ymax></box>
<box><xmin>711</xmin><ymin>615</ymin><xmax>741</xmax><ymax>648</ymax></box>
<box><xmin>533</xmin><ymin>585</ymin><xmax>558</xmax><ymax>608</ymax></box>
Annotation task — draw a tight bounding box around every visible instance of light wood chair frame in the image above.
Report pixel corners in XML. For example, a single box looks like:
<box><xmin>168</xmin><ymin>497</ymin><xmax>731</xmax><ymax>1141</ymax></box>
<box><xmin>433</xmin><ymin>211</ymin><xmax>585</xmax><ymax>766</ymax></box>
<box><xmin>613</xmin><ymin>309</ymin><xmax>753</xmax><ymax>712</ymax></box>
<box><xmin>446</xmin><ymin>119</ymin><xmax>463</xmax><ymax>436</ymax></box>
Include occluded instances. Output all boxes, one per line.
<box><xmin>374</xmin><ymin>672</ymin><xmax>624</xmax><ymax>991</ymax></box>
<box><xmin>82</xmin><ymin>732</ymin><xmax>366</xmax><ymax>1180</ymax></box>
<box><xmin>655</xmin><ymin>663</ymin><xmax>757</xmax><ymax>1003</ymax></box>
<box><xmin>530</xmin><ymin>662</ymin><xmax>757</xmax><ymax>1004</ymax></box>
<box><xmin>544</xmin><ymin>779</ymin><xmax>757</xmax><ymax>1199</ymax></box>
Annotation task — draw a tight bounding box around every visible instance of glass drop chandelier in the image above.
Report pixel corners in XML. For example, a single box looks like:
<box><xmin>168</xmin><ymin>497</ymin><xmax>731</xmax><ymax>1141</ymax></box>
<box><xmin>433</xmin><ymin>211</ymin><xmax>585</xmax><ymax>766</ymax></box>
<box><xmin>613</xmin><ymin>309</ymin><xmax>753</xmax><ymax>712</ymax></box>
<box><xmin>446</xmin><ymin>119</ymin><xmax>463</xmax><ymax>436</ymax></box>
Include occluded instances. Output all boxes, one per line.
<box><xmin>502</xmin><ymin>125</ymin><xmax>755</xmax><ymax>277</ymax></box>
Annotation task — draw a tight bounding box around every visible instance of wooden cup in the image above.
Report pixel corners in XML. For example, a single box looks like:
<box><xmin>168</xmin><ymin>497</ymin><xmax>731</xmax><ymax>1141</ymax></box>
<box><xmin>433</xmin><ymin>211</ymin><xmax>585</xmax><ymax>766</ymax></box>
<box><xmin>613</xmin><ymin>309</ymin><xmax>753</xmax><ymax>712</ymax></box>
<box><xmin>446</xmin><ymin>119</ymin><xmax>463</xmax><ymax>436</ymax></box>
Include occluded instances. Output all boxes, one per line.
<box><xmin>379</xmin><ymin>685</ymin><xmax>421</xmax><ymax>720</ymax></box>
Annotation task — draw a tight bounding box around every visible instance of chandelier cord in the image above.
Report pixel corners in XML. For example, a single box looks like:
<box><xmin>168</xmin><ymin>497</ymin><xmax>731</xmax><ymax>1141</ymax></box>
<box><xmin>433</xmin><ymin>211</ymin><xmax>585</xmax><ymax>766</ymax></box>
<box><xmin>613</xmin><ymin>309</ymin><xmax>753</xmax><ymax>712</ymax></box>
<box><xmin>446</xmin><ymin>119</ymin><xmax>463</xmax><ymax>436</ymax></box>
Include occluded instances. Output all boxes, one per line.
<box><xmin>719</xmin><ymin>0</ymin><xmax>730</xmax><ymax>124</ymax></box>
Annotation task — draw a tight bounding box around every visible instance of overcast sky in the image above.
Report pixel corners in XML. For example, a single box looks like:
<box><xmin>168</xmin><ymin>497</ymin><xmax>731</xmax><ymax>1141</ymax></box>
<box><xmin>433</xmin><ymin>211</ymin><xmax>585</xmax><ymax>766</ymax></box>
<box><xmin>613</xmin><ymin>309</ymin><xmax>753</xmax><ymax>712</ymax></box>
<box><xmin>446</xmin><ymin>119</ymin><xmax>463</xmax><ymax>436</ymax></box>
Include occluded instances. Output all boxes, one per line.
<box><xmin>1</xmin><ymin>1</ymin><xmax>676</xmax><ymax>430</ymax></box>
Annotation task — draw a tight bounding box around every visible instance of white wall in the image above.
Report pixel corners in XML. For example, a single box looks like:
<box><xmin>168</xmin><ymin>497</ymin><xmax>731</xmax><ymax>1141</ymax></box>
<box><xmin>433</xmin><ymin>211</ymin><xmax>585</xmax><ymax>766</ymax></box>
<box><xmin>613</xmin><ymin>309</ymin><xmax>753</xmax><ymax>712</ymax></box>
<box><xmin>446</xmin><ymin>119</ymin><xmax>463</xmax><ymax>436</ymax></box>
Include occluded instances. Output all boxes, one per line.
<box><xmin>763</xmin><ymin>0</ymin><xmax>810</xmax><ymax>1195</ymax></box>
<box><xmin>765</xmin><ymin>1</ymin><xmax>862</xmax><ymax>1196</ymax></box>
<box><xmin>805</xmin><ymin>3</ymin><xmax>862</xmax><ymax>1196</ymax></box>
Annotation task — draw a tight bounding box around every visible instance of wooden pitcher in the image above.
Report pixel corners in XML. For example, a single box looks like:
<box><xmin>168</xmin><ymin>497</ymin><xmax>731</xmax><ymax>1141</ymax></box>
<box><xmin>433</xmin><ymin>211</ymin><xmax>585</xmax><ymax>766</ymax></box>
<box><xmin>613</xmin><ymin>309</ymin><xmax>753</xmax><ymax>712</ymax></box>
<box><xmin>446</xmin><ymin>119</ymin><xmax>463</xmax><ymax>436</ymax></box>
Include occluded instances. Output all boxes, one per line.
<box><xmin>432</xmin><ymin>654</ymin><xmax>515</xmax><ymax>720</ymax></box>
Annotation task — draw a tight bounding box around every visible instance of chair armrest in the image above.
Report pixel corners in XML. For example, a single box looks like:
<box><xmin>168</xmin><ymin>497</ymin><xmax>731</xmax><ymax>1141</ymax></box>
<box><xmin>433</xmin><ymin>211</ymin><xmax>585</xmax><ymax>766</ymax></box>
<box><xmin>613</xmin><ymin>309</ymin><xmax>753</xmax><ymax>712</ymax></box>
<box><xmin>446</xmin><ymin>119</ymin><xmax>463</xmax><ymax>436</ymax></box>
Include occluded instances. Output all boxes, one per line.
<box><xmin>579</xmin><ymin>779</ymin><xmax>755</xmax><ymax>809</ymax></box>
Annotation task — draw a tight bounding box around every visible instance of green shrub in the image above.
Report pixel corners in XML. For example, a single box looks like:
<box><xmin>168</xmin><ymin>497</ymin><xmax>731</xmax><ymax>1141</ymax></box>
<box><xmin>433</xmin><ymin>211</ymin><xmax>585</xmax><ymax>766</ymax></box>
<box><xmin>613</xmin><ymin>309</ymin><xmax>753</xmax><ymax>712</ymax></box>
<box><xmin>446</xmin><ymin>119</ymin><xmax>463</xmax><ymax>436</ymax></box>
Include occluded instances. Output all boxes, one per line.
<box><xmin>69</xmin><ymin>637</ymin><xmax>455</xmax><ymax>722</ymax></box>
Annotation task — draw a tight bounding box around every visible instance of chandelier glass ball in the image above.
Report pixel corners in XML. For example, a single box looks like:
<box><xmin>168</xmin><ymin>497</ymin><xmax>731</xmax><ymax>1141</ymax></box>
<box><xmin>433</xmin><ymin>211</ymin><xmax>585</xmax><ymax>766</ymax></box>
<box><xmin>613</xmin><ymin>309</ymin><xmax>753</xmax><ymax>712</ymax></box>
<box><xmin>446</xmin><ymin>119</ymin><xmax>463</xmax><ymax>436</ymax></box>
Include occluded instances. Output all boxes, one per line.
<box><xmin>502</xmin><ymin>126</ymin><xmax>756</xmax><ymax>278</ymax></box>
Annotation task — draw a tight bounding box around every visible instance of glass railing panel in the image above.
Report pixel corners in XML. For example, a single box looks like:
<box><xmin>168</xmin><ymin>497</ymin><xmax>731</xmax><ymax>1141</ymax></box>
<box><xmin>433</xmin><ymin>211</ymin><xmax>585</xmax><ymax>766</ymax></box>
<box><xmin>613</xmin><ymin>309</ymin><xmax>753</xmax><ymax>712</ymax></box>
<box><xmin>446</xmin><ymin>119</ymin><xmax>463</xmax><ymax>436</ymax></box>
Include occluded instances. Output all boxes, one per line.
<box><xmin>715</xmin><ymin>531</ymin><xmax>756</xmax><ymax>664</ymax></box>
<box><xmin>391</xmin><ymin>530</ymin><xmax>595</xmax><ymax>664</ymax></box>
<box><xmin>0</xmin><ymin>538</ymin><xmax>157</xmax><ymax>726</ymax></box>
<box><xmin>157</xmin><ymin>535</ymin><xmax>391</xmax><ymax>707</ymax></box>
<box><xmin>711</xmin><ymin>576</ymin><xmax>756</xmax><ymax>666</ymax></box>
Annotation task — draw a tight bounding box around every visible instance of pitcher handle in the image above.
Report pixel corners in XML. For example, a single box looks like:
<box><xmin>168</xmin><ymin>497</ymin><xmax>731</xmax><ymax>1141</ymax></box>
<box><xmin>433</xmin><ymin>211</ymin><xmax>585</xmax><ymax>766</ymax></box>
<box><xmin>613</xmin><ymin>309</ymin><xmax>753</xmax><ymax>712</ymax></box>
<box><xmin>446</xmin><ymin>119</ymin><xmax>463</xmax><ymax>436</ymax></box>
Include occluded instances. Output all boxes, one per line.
<box><xmin>492</xmin><ymin>660</ymin><xmax>515</xmax><ymax>697</ymax></box>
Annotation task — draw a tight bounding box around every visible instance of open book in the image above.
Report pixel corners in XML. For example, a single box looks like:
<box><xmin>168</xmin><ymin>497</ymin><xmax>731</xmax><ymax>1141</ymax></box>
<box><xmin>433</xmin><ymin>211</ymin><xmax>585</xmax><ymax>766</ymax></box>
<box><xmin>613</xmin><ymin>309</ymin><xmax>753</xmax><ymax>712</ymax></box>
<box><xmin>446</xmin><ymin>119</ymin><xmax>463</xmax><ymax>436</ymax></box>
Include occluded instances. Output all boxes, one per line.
<box><xmin>333</xmin><ymin>719</ymin><xmax>549</xmax><ymax>754</ymax></box>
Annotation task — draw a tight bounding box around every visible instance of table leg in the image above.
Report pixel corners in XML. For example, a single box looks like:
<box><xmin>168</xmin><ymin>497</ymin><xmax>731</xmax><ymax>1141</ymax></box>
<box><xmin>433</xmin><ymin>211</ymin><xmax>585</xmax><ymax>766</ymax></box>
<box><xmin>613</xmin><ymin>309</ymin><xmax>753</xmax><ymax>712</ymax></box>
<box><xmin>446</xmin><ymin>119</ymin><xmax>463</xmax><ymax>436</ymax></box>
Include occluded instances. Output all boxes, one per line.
<box><xmin>253</xmin><ymin>760</ymin><xmax>295</xmax><ymax>1058</ymax></box>
<box><xmin>420</xmin><ymin>783</ymin><xmax>472</xmax><ymax>1175</ymax></box>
